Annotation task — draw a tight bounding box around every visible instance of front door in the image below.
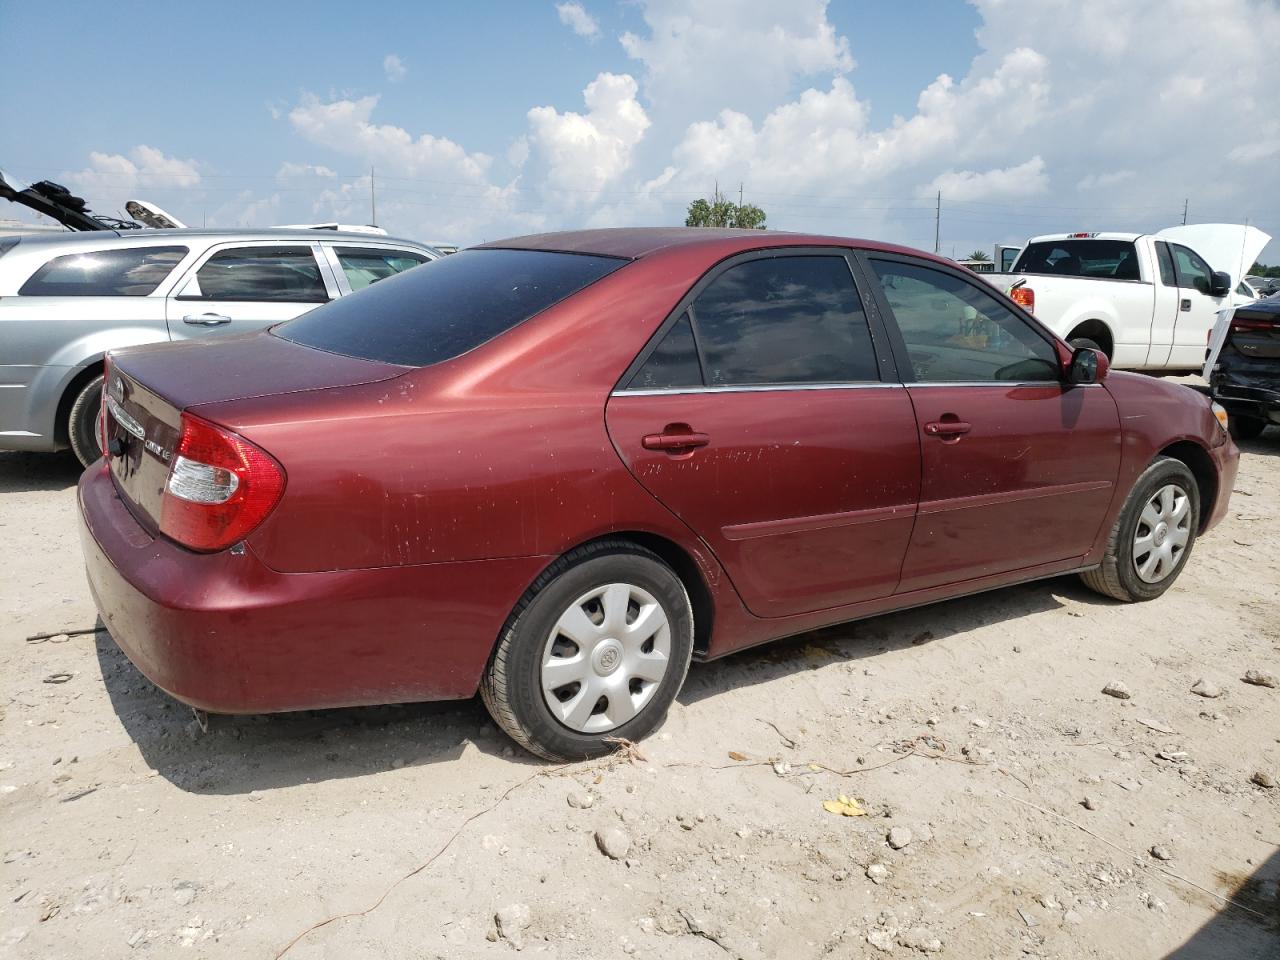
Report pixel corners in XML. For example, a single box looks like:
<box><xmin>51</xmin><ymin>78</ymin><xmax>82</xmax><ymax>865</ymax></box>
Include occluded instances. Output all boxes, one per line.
<box><xmin>864</xmin><ymin>255</ymin><xmax>1122</xmax><ymax>594</ymax></box>
<box><xmin>606</xmin><ymin>252</ymin><xmax>920</xmax><ymax>618</ymax></box>
<box><xmin>1168</xmin><ymin>242</ymin><xmax>1229</xmax><ymax>368</ymax></box>
<box><xmin>165</xmin><ymin>242</ymin><xmax>336</xmax><ymax>340</ymax></box>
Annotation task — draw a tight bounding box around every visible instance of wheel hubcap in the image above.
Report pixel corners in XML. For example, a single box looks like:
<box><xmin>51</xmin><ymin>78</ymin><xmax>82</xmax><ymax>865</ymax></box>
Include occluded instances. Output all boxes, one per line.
<box><xmin>1133</xmin><ymin>483</ymin><xmax>1191</xmax><ymax>584</ymax></box>
<box><xmin>541</xmin><ymin>582</ymin><xmax>672</xmax><ymax>734</ymax></box>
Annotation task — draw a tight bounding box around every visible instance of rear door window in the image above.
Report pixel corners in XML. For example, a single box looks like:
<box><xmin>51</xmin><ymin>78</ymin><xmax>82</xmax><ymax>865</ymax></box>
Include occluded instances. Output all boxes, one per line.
<box><xmin>181</xmin><ymin>245</ymin><xmax>328</xmax><ymax>303</ymax></box>
<box><xmin>19</xmin><ymin>246</ymin><xmax>188</xmax><ymax>296</ymax></box>
<box><xmin>333</xmin><ymin>246</ymin><xmax>429</xmax><ymax>291</ymax></box>
<box><xmin>276</xmin><ymin>248</ymin><xmax>626</xmax><ymax>366</ymax></box>
<box><xmin>628</xmin><ymin>311</ymin><xmax>703</xmax><ymax>390</ymax></box>
<box><xmin>686</xmin><ymin>255</ymin><xmax>879</xmax><ymax>385</ymax></box>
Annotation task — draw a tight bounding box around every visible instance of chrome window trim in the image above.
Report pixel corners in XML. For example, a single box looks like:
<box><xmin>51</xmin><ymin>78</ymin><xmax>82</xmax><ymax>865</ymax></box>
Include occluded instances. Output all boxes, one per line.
<box><xmin>614</xmin><ymin>382</ymin><xmax>902</xmax><ymax>397</ymax></box>
<box><xmin>613</xmin><ymin>380</ymin><xmax>1103</xmax><ymax>397</ymax></box>
<box><xmin>903</xmin><ymin>380</ymin><xmax>1101</xmax><ymax>388</ymax></box>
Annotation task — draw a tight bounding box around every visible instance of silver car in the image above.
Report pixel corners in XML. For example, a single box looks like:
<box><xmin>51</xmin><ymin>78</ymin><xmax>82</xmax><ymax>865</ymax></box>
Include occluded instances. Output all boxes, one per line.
<box><xmin>0</xmin><ymin>229</ymin><xmax>437</xmax><ymax>465</ymax></box>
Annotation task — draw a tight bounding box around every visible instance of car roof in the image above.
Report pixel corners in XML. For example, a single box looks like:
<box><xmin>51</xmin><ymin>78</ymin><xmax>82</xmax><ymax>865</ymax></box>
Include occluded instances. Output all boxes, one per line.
<box><xmin>1025</xmin><ymin>232</ymin><xmax>1143</xmax><ymax>244</ymax></box>
<box><xmin>473</xmin><ymin>227</ymin><xmax>946</xmax><ymax>263</ymax></box>
<box><xmin>6</xmin><ymin>227</ymin><xmax>431</xmax><ymax>249</ymax></box>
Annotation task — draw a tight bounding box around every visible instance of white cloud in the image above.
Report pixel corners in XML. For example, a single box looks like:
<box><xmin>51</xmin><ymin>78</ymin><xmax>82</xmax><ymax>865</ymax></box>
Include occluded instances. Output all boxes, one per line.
<box><xmin>276</xmin><ymin>161</ymin><xmax>337</xmax><ymax>180</ymax></box>
<box><xmin>1076</xmin><ymin>170</ymin><xmax>1135</xmax><ymax>191</ymax></box>
<box><xmin>526</xmin><ymin>73</ymin><xmax>650</xmax><ymax>198</ymax></box>
<box><xmin>621</xmin><ymin>0</ymin><xmax>852</xmax><ymax>136</ymax></box>
<box><xmin>923</xmin><ymin>157</ymin><xmax>1048</xmax><ymax>203</ymax></box>
<box><xmin>556</xmin><ymin>2</ymin><xmax>599</xmax><ymax>39</ymax></box>
<box><xmin>383</xmin><ymin>53</ymin><xmax>407</xmax><ymax>83</ymax></box>
<box><xmin>67</xmin><ymin>145</ymin><xmax>201</xmax><ymax>212</ymax></box>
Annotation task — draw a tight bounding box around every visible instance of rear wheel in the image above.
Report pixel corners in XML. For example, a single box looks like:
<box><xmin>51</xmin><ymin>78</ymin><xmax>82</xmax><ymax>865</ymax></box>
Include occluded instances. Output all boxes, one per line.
<box><xmin>481</xmin><ymin>541</ymin><xmax>694</xmax><ymax>761</ymax></box>
<box><xmin>1079</xmin><ymin>456</ymin><xmax>1199</xmax><ymax>602</ymax></box>
<box><xmin>67</xmin><ymin>374</ymin><xmax>104</xmax><ymax>468</ymax></box>
<box><xmin>1068</xmin><ymin>336</ymin><xmax>1104</xmax><ymax>354</ymax></box>
<box><xmin>1228</xmin><ymin>414</ymin><xmax>1267</xmax><ymax>442</ymax></box>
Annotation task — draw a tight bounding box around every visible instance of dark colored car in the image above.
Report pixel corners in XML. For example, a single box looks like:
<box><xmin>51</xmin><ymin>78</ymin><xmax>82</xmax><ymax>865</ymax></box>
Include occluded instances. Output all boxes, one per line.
<box><xmin>79</xmin><ymin>229</ymin><xmax>1239</xmax><ymax>760</ymax></box>
<box><xmin>1210</xmin><ymin>293</ymin><xmax>1280</xmax><ymax>440</ymax></box>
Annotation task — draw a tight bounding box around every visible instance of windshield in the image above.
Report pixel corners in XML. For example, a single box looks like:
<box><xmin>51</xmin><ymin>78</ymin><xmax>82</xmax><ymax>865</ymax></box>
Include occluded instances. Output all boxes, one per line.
<box><xmin>276</xmin><ymin>248</ymin><xmax>627</xmax><ymax>366</ymax></box>
<box><xmin>1012</xmin><ymin>240</ymin><xmax>1142</xmax><ymax>281</ymax></box>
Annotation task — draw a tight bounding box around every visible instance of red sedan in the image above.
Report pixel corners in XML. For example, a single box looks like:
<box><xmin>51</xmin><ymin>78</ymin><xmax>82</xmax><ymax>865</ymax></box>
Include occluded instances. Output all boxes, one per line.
<box><xmin>79</xmin><ymin>229</ymin><xmax>1239</xmax><ymax>760</ymax></box>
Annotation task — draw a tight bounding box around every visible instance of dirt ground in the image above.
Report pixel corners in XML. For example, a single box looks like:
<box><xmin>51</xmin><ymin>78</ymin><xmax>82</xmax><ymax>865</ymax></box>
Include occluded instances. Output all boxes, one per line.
<box><xmin>1</xmin><ymin>428</ymin><xmax>1277</xmax><ymax>960</ymax></box>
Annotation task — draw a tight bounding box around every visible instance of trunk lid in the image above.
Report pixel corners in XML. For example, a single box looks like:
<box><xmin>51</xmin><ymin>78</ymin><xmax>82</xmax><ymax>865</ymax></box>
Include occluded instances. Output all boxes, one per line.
<box><xmin>104</xmin><ymin>331</ymin><xmax>407</xmax><ymax>531</ymax></box>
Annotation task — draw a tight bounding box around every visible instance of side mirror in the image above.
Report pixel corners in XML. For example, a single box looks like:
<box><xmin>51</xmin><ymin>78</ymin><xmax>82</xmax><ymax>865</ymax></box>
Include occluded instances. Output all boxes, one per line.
<box><xmin>1210</xmin><ymin>271</ymin><xmax>1231</xmax><ymax>298</ymax></box>
<box><xmin>1069</xmin><ymin>347</ymin><xmax>1108</xmax><ymax>384</ymax></box>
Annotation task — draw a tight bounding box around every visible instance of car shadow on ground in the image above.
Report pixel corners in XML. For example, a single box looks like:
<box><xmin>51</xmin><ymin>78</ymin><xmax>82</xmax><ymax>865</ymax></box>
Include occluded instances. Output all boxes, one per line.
<box><xmin>95</xmin><ymin>572</ymin><xmax>1111</xmax><ymax>795</ymax></box>
<box><xmin>94</xmin><ymin>625</ymin><xmax>538</xmax><ymax>796</ymax></box>
<box><xmin>1235</xmin><ymin>426</ymin><xmax>1280</xmax><ymax>460</ymax></box>
<box><xmin>0</xmin><ymin>451</ymin><xmax>83</xmax><ymax>494</ymax></box>
<box><xmin>1162</xmin><ymin>848</ymin><xmax>1280</xmax><ymax>959</ymax></box>
<box><xmin>676</xmin><ymin>574</ymin><xmax>1098</xmax><ymax>708</ymax></box>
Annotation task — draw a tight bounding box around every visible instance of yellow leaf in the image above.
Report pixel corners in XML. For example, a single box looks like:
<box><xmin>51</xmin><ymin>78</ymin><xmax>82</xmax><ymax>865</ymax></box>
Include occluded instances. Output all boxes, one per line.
<box><xmin>808</xmin><ymin>763</ymin><xmax>822</xmax><ymax>772</ymax></box>
<box><xmin>821</xmin><ymin>795</ymin><xmax>867</xmax><ymax>817</ymax></box>
<box><xmin>728</xmin><ymin>751</ymin><xmax>750</xmax><ymax>762</ymax></box>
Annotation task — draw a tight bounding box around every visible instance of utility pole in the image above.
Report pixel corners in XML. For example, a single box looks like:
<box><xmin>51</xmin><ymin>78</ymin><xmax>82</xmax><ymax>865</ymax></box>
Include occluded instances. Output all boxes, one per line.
<box><xmin>739</xmin><ymin>181</ymin><xmax>744</xmax><ymax>207</ymax></box>
<box><xmin>1182</xmin><ymin>198</ymin><xmax>1188</xmax><ymax>226</ymax></box>
<box><xmin>370</xmin><ymin>165</ymin><xmax>377</xmax><ymax>227</ymax></box>
<box><xmin>934</xmin><ymin>191</ymin><xmax>941</xmax><ymax>254</ymax></box>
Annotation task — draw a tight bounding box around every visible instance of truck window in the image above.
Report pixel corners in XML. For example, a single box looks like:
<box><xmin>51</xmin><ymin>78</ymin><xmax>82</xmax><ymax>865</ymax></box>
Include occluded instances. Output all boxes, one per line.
<box><xmin>1013</xmin><ymin>240</ymin><xmax>1142</xmax><ymax>281</ymax></box>
<box><xmin>1154</xmin><ymin>241</ymin><xmax>1177</xmax><ymax>287</ymax></box>
<box><xmin>1170</xmin><ymin>244</ymin><xmax>1212</xmax><ymax>295</ymax></box>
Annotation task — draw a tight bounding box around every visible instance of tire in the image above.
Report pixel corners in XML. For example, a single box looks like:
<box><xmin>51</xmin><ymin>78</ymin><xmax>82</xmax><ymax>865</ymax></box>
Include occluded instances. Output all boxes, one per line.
<box><xmin>1079</xmin><ymin>456</ymin><xmax>1200</xmax><ymax>602</ymax></box>
<box><xmin>1068</xmin><ymin>336</ymin><xmax>1104</xmax><ymax>354</ymax></box>
<box><xmin>67</xmin><ymin>374</ymin><xmax>105</xmax><ymax>468</ymax></box>
<box><xmin>1227</xmin><ymin>414</ymin><xmax>1267</xmax><ymax>442</ymax></box>
<box><xmin>481</xmin><ymin>540</ymin><xmax>694</xmax><ymax>761</ymax></box>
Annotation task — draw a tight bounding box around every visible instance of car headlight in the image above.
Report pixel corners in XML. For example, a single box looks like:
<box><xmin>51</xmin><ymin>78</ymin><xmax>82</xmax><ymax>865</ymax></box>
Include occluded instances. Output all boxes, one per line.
<box><xmin>1210</xmin><ymin>401</ymin><xmax>1230</xmax><ymax>434</ymax></box>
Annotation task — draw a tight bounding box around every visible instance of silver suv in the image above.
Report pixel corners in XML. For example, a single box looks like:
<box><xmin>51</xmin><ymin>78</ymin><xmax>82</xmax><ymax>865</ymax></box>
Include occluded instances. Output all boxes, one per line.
<box><xmin>0</xmin><ymin>229</ymin><xmax>437</xmax><ymax>464</ymax></box>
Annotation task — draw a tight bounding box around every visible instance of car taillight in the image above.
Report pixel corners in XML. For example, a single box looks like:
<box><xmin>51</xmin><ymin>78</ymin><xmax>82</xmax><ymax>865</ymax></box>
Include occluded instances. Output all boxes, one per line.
<box><xmin>1230</xmin><ymin>315</ymin><xmax>1277</xmax><ymax>332</ymax></box>
<box><xmin>1010</xmin><ymin>286</ymin><xmax>1035</xmax><ymax>313</ymax></box>
<box><xmin>159</xmin><ymin>412</ymin><xmax>285</xmax><ymax>552</ymax></box>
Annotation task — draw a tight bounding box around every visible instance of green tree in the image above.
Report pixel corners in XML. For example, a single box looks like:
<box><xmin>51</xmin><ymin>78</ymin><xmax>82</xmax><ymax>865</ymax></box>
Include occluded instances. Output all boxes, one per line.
<box><xmin>685</xmin><ymin>187</ymin><xmax>766</xmax><ymax>230</ymax></box>
<box><xmin>1250</xmin><ymin>262</ymin><xmax>1280</xmax><ymax>279</ymax></box>
<box><xmin>967</xmin><ymin>250</ymin><xmax>991</xmax><ymax>262</ymax></box>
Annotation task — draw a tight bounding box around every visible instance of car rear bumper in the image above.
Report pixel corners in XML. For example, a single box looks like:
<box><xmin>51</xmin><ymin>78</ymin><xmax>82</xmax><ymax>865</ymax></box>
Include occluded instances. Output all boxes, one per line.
<box><xmin>78</xmin><ymin>463</ymin><xmax>549</xmax><ymax>713</ymax></box>
<box><xmin>1213</xmin><ymin>381</ymin><xmax>1280</xmax><ymax>423</ymax></box>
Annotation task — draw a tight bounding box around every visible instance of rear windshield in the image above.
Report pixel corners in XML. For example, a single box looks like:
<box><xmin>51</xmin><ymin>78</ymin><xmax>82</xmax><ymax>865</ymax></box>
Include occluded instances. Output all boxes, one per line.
<box><xmin>275</xmin><ymin>248</ymin><xmax>626</xmax><ymax>366</ymax></box>
<box><xmin>1012</xmin><ymin>240</ymin><xmax>1142</xmax><ymax>281</ymax></box>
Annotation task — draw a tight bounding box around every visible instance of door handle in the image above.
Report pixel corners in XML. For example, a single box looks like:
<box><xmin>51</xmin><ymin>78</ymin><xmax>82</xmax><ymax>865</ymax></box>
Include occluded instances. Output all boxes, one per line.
<box><xmin>183</xmin><ymin>313</ymin><xmax>232</xmax><ymax>326</ymax></box>
<box><xmin>642</xmin><ymin>429</ymin><xmax>710</xmax><ymax>452</ymax></box>
<box><xmin>1180</xmin><ymin>298</ymin><xmax>1191</xmax><ymax>312</ymax></box>
<box><xmin>924</xmin><ymin>420</ymin><xmax>972</xmax><ymax>437</ymax></box>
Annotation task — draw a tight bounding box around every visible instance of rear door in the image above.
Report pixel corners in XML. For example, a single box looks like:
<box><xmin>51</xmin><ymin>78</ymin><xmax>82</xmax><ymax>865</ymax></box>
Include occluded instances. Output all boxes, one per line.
<box><xmin>1168</xmin><ymin>242</ymin><xmax>1228</xmax><ymax>367</ymax></box>
<box><xmin>863</xmin><ymin>254</ymin><xmax>1121</xmax><ymax>594</ymax></box>
<box><xmin>606</xmin><ymin>250</ymin><xmax>920</xmax><ymax>618</ymax></box>
<box><xmin>165</xmin><ymin>242</ymin><xmax>337</xmax><ymax>339</ymax></box>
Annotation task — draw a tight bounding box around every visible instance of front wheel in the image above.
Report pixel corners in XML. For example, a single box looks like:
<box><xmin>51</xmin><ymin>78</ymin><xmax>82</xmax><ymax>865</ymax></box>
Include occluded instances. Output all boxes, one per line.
<box><xmin>481</xmin><ymin>541</ymin><xmax>694</xmax><ymax>761</ymax></box>
<box><xmin>67</xmin><ymin>374</ymin><xmax>105</xmax><ymax>468</ymax></box>
<box><xmin>1079</xmin><ymin>456</ymin><xmax>1199</xmax><ymax>602</ymax></box>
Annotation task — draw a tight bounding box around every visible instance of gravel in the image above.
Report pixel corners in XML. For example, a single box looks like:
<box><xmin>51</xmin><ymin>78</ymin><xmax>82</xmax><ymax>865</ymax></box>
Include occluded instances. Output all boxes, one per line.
<box><xmin>1102</xmin><ymin>681</ymin><xmax>1132</xmax><ymax>699</ymax></box>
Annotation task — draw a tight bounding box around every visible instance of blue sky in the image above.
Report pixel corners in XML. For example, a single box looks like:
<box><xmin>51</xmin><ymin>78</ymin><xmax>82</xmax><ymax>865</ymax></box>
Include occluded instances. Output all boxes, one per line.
<box><xmin>1</xmin><ymin>1</ymin><xmax>1276</xmax><ymax>264</ymax></box>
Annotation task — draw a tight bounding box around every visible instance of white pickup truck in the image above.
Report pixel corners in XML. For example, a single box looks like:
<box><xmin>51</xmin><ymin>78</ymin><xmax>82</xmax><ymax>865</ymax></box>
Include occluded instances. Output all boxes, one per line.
<box><xmin>996</xmin><ymin>224</ymin><xmax>1270</xmax><ymax>371</ymax></box>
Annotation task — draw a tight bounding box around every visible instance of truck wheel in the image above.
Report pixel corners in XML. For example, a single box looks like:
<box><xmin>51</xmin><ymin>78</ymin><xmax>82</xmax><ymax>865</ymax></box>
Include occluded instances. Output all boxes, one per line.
<box><xmin>1227</xmin><ymin>414</ymin><xmax>1266</xmax><ymax>442</ymax></box>
<box><xmin>1068</xmin><ymin>337</ymin><xmax>1104</xmax><ymax>354</ymax></box>
<box><xmin>67</xmin><ymin>374</ymin><xmax>105</xmax><ymax>468</ymax></box>
<box><xmin>1079</xmin><ymin>456</ymin><xmax>1199</xmax><ymax>603</ymax></box>
<box><xmin>481</xmin><ymin>540</ymin><xmax>694</xmax><ymax>761</ymax></box>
